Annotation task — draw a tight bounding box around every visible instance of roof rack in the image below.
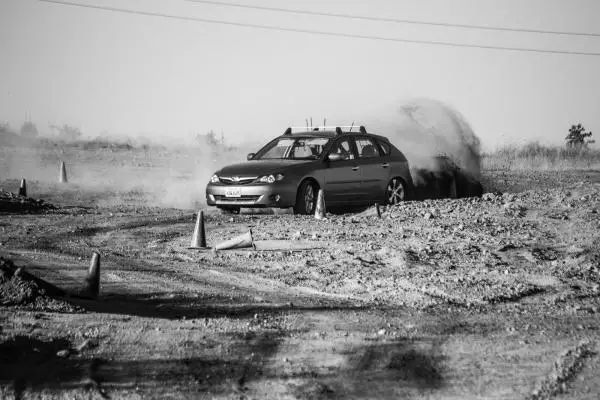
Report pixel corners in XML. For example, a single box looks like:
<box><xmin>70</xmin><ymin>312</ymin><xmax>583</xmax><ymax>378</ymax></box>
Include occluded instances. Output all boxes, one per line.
<box><xmin>283</xmin><ymin>125</ymin><xmax>367</xmax><ymax>135</ymax></box>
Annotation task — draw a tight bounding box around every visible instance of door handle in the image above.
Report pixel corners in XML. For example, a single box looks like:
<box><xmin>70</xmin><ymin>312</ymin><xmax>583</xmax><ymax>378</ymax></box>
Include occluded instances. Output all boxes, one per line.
<box><xmin>352</xmin><ymin>166</ymin><xmax>360</xmax><ymax>171</ymax></box>
<box><xmin>381</xmin><ymin>163</ymin><xmax>389</xmax><ymax>168</ymax></box>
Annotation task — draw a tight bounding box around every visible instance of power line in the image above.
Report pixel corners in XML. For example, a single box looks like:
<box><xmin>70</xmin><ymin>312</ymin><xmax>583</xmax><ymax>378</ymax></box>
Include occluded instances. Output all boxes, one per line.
<box><xmin>187</xmin><ymin>0</ymin><xmax>600</xmax><ymax>38</ymax></box>
<box><xmin>38</xmin><ymin>0</ymin><xmax>600</xmax><ymax>57</ymax></box>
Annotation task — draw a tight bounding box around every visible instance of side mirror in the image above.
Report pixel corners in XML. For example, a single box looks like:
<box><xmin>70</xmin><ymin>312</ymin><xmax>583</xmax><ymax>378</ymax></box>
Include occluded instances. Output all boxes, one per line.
<box><xmin>247</xmin><ymin>153</ymin><xmax>255</xmax><ymax>161</ymax></box>
<box><xmin>327</xmin><ymin>153</ymin><xmax>343</xmax><ymax>162</ymax></box>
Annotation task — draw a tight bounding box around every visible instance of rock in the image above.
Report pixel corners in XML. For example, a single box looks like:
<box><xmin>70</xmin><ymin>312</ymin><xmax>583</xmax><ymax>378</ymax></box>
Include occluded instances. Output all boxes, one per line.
<box><xmin>482</xmin><ymin>193</ymin><xmax>497</xmax><ymax>201</ymax></box>
<box><xmin>76</xmin><ymin>339</ymin><xmax>97</xmax><ymax>353</ymax></box>
<box><xmin>56</xmin><ymin>349</ymin><xmax>70</xmax><ymax>358</ymax></box>
<box><xmin>566</xmin><ymin>245</ymin><xmax>585</xmax><ymax>255</ymax></box>
<box><xmin>291</xmin><ymin>231</ymin><xmax>302</xmax><ymax>240</ymax></box>
<box><xmin>424</xmin><ymin>212</ymin><xmax>433</xmax><ymax>220</ymax></box>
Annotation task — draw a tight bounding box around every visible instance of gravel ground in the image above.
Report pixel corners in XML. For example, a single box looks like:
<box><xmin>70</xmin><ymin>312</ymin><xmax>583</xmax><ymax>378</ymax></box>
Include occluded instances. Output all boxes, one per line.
<box><xmin>0</xmin><ymin>168</ymin><xmax>599</xmax><ymax>399</ymax></box>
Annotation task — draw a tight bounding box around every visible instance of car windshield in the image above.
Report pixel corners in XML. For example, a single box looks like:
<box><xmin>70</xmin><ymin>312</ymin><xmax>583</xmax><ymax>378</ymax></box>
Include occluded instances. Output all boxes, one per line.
<box><xmin>256</xmin><ymin>137</ymin><xmax>331</xmax><ymax>160</ymax></box>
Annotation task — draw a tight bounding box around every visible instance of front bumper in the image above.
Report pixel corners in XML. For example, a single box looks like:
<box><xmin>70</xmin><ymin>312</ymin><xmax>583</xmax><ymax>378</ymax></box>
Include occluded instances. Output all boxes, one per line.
<box><xmin>206</xmin><ymin>183</ymin><xmax>296</xmax><ymax>208</ymax></box>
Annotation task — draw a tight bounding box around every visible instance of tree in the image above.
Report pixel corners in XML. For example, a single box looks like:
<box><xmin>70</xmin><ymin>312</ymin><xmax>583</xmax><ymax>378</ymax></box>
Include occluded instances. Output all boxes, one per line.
<box><xmin>49</xmin><ymin>124</ymin><xmax>82</xmax><ymax>141</ymax></box>
<box><xmin>195</xmin><ymin>129</ymin><xmax>219</xmax><ymax>148</ymax></box>
<box><xmin>20</xmin><ymin>121</ymin><xmax>39</xmax><ymax>138</ymax></box>
<box><xmin>566</xmin><ymin>123</ymin><xmax>594</xmax><ymax>148</ymax></box>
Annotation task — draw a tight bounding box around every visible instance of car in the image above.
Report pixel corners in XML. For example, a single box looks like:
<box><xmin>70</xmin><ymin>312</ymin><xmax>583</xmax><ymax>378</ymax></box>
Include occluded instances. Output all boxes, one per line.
<box><xmin>205</xmin><ymin>125</ymin><xmax>414</xmax><ymax>214</ymax></box>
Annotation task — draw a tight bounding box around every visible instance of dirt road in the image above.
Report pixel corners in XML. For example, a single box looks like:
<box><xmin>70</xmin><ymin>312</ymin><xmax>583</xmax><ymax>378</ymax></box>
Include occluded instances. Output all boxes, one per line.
<box><xmin>1</xmin><ymin>169</ymin><xmax>600</xmax><ymax>399</ymax></box>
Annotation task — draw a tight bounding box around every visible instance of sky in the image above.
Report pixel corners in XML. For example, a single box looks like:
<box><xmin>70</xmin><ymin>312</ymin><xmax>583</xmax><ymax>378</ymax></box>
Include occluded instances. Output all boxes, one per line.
<box><xmin>1</xmin><ymin>0</ymin><xmax>599</xmax><ymax>150</ymax></box>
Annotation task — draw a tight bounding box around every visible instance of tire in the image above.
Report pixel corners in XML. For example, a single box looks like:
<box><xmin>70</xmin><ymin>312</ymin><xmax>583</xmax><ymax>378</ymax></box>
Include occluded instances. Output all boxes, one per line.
<box><xmin>294</xmin><ymin>180</ymin><xmax>318</xmax><ymax>215</ymax></box>
<box><xmin>218</xmin><ymin>206</ymin><xmax>240</xmax><ymax>214</ymax></box>
<box><xmin>385</xmin><ymin>177</ymin><xmax>406</xmax><ymax>205</ymax></box>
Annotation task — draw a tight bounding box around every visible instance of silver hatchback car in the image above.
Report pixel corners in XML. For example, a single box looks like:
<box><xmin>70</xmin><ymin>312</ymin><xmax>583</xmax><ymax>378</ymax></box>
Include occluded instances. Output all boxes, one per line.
<box><xmin>206</xmin><ymin>126</ymin><xmax>413</xmax><ymax>214</ymax></box>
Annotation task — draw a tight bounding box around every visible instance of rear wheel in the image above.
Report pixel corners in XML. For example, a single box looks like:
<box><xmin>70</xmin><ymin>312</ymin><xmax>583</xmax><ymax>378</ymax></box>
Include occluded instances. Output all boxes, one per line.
<box><xmin>294</xmin><ymin>180</ymin><xmax>317</xmax><ymax>215</ymax></box>
<box><xmin>385</xmin><ymin>177</ymin><xmax>406</xmax><ymax>205</ymax></box>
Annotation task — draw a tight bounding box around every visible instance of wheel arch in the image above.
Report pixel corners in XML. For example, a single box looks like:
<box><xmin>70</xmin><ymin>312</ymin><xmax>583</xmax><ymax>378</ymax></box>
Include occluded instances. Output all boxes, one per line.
<box><xmin>294</xmin><ymin>177</ymin><xmax>321</xmax><ymax>215</ymax></box>
<box><xmin>296</xmin><ymin>176</ymin><xmax>321</xmax><ymax>197</ymax></box>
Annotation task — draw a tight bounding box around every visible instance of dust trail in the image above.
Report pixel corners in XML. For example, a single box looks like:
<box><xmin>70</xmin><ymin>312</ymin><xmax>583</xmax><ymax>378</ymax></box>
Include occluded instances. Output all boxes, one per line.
<box><xmin>370</xmin><ymin>98</ymin><xmax>482</xmax><ymax>178</ymax></box>
<box><xmin>0</xmin><ymin>131</ymin><xmax>250</xmax><ymax>210</ymax></box>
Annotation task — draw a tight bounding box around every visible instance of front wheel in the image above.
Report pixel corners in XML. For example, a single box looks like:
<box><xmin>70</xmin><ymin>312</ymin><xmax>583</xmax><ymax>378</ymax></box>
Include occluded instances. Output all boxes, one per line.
<box><xmin>385</xmin><ymin>177</ymin><xmax>406</xmax><ymax>205</ymax></box>
<box><xmin>294</xmin><ymin>180</ymin><xmax>317</xmax><ymax>215</ymax></box>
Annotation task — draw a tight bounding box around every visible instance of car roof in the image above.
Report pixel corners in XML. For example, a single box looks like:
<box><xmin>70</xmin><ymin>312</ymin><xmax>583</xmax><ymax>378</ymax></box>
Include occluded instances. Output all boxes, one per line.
<box><xmin>278</xmin><ymin>130</ymin><xmax>391</xmax><ymax>142</ymax></box>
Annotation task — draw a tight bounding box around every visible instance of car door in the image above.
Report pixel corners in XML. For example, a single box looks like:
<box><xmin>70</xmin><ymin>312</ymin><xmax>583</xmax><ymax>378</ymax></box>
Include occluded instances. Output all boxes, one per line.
<box><xmin>322</xmin><ymin>137</ymin><xmax>363</xmax><ymax>204</ymax></box>
<box><xmin>354</xmin><ymin>136</ymin><xmax>390</xmax><ymax>202</ymax></box>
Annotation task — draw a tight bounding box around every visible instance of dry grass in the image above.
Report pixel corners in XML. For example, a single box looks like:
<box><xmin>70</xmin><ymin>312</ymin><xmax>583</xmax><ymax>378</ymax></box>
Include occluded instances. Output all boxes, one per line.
<box><xmin>483</xmin><ymin>142</ymin><xmax>600</xmax><ymax>171</ymax></box>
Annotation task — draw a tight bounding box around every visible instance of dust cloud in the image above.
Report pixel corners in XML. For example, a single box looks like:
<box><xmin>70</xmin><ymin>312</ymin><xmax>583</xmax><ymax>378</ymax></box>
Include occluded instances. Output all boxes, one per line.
<box><xmin>2</xmin><ymin>98</ymin><xmax>482</xmax><ymax>209</ymax></box>
<box><xmin>370</xmin><ymin>98</ymin><xmax>482</xmax><ymax>178</ymax></box>
<box><xmin>0</xmin><ymin>133</ymin><xmax>251</xmax><ymax>210</ymax></box>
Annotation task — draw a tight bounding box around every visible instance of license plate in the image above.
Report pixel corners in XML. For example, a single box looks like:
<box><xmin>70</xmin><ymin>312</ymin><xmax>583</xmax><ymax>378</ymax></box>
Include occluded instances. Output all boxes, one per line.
<box><xmin>225</xmin><ymin>188</ymin><xmax>242</xmax><ymax>198</ymax></box>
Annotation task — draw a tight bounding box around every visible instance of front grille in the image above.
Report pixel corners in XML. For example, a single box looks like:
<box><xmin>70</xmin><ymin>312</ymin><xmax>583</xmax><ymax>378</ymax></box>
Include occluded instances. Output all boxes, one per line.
<box><xmin>219</xmin><ymin>176</ymin><xmax>257</xmax><ymax>185</ymax></box>
<box><xmin>214</xmin><ymin>195</ymin><xmax>261</xmax><ymax>203</ymax></box>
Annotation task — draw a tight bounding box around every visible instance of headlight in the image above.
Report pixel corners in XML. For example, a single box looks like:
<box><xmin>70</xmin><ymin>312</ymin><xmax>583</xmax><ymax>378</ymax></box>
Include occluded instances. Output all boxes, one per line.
<box><xmin>257</xmin><ymin>174</ymin><xmax>284</xmax><ymax>183</ymax></box>
<box><xmin>209</xmin><ymin>174</ymin><xmax>220</xmax><ymax>183</ymax></box>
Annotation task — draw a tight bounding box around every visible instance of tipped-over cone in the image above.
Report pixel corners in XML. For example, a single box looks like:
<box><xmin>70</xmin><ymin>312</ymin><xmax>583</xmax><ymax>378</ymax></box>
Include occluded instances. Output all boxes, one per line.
<box><xmin>189</xmin><ymin>210</ymin><xmax>208</xmax><ymax>249</ymax></box>
<box><xmin>214</xmin><ymin>229</ymin><xmax>254</xmax><ymax>251</ymax></box>
<box><xmin>59</xmin><ymin>161</ymin><xmax>68</xmax><ymax>183</ymax></box>
<box><xmin>314</xmin><ymin>189</ymin><xmax>326</xmax><ymax>219</ymax></box>
<box><xmin>18</xmin><ymin>179</ymin><xmax>27</xmax><ymax>197</ymax></box>
<box><xmin>83</xmin><ymin>252</ymin><xmax>100</xmax><ymax>299</ymax></box>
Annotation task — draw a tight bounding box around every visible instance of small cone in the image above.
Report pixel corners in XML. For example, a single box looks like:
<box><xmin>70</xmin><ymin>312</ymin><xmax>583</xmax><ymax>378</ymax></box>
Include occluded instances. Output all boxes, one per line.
<box><xmin>214</xmin><ymin>229</ymin><xmax>254</xmax><ymax>251</ymax></box>
<box><xmin>375</xmin><ymin>203</ymin><xmax>382</xmax><ymax>218</ymax></box>
<box><xmin>189</xmin><ymin>210</ymin><xmax>208</xmax><ymax>249</ymax></box>
<box><xmin>314</xmin><ymin>189</ymin><xmax>326</xmax><ymax>220</ymax></box>
<box><xmin>83</xmin><ymin>252</ymin><xmax>100</xmax><ymax>299</ymax></box>
<box><xmin>59</xmin><ymin>161</ymin><xmax>68</xmax><ymax>183</ymax></box>
<box><xmin>18</xmin><ymin>179</ymin><xmax>27</xmax><ymax>197</ymax></box>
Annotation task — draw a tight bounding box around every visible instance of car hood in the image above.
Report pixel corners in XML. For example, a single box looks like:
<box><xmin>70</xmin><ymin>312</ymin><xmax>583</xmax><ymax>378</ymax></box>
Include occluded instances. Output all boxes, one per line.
<box><xmin>217</xmin><ymin>160</ymin><xmax>312</xmax><ymax>176</ymax></box>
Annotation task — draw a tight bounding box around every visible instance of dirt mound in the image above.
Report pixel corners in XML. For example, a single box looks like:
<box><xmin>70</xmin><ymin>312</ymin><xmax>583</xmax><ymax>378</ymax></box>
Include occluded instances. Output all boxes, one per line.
<box><xmin>0</xmin><ymin>258</ymin><xmax>83</xmax><ymax>313</ymax></box>
<box><xmin>0</xmin><ymin>189</ymin><xmax>55</xmax><ymax>213</ymax></box>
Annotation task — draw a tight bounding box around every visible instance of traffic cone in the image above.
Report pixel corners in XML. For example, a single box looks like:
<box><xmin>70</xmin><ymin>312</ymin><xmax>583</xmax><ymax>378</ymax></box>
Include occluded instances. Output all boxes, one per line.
<box><xmin>375</xmin><ymin>203</ymin><xmax>382</xmax><ymax>218</ymax></box>
<box><xmin>18</xmin><ymin>179</ymin><xmax>27</xmax><ymax>197</ymax></box>
<box><xmin>82</xmin><ymin>252</ymin><xmax>100</xmax><ymax>299</ymax></box>
<box><xmin>314</xmin><ymin>189</ymin><xmax>326</xmax><ymax>219</ymax></box>
<box><xmin>59</xmin><ymin>161</ymin><xmax>68</xmax><ymax>183</ymax></box>
<box><xmin>214</xmin><ymin>229</ymin><xmax>254</xmax><ymax>251</ymax></box>
<box><xmin>189</xmin><ymin>210</ymin><xmax>208</xmax><ymax>249</ymax></box>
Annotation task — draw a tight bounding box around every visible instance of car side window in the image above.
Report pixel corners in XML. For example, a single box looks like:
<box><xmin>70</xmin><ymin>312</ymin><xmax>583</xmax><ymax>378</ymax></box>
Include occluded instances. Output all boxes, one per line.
<box><xmin>355</xmin><ymin>138</ymin><xmax>381</xmax><ymax>159</ymax></box>
<box><xmin>378</xmin><ymin>140</ymin><xmax>391</xmax><ymax>156</ymax></box>
<box><xmin>330</xmin><ymin>138</ymin><xmax>355</xmax><ymax>160</ymax></box>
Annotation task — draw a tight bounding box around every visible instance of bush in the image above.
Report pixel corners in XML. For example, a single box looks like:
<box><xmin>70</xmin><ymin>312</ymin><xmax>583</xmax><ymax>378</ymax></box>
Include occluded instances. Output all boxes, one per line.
<box><xmin>483</xmin><ymin>142</ymin><xmax>600</xmax><ymax>170</ymax></box>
